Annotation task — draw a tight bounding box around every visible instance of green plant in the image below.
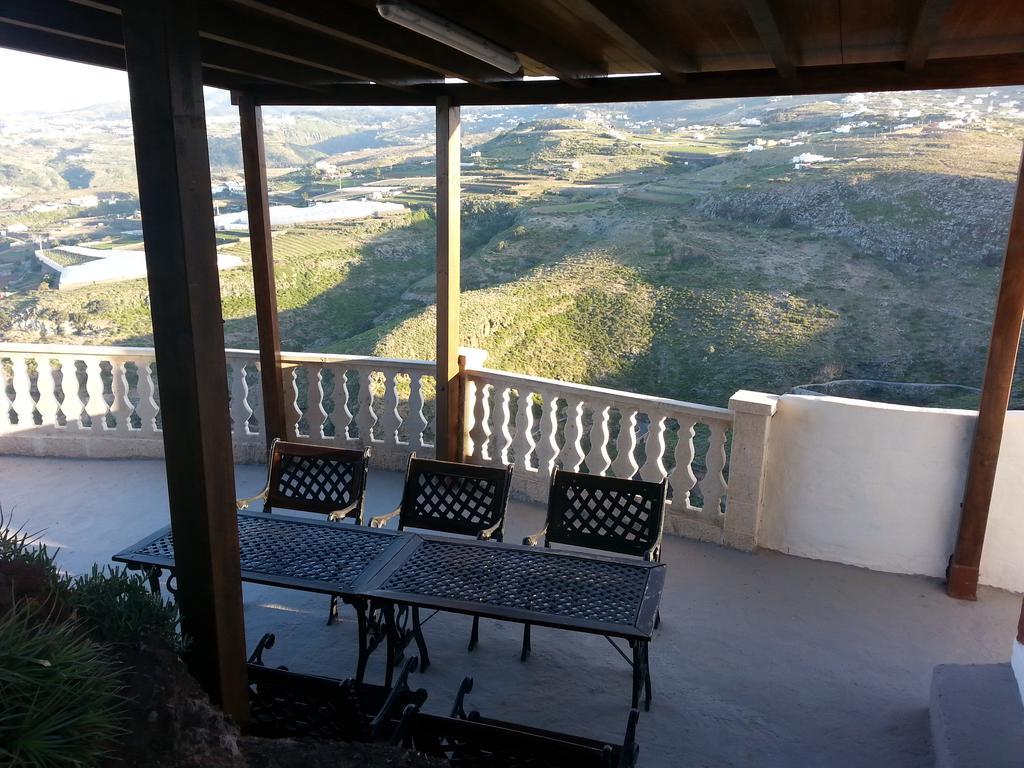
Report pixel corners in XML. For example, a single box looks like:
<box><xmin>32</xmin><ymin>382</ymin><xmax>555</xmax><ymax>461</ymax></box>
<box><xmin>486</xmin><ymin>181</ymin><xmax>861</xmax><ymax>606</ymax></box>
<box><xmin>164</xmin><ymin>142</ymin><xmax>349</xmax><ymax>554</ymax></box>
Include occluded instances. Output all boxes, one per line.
<box><xmin>69</xmin><ymin>565</ymin><xmax>184</xmax><ymax>653</ymax></box>
<box><xmin>0</xmin><ymin>605</ymin><xmax>124</xmax><ymax>768</ymax></box>
<box><xmin>0</xmin><ymin>510</ymin><xmax>71</xmax><ymax>620</ymax></box>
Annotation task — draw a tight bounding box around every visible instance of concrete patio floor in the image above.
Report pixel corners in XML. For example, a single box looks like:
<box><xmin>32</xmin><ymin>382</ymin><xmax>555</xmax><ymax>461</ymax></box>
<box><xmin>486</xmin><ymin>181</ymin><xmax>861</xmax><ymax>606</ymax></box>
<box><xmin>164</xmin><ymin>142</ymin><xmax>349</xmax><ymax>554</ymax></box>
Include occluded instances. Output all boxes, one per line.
<box><xmin>1</xmin><ymin>454</ymin><xmax>1019</xmax><ymax>768</ymax></box>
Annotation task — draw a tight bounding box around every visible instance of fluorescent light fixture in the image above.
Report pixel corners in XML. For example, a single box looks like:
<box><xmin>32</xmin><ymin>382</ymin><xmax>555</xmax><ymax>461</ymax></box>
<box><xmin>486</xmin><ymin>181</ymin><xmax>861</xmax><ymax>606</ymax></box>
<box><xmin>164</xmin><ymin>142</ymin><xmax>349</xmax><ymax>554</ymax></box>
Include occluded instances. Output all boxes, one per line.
<box><xmin>377</xmin><ymin>1</ymin><xmax>522</xmax><ymax>75</ymax></box>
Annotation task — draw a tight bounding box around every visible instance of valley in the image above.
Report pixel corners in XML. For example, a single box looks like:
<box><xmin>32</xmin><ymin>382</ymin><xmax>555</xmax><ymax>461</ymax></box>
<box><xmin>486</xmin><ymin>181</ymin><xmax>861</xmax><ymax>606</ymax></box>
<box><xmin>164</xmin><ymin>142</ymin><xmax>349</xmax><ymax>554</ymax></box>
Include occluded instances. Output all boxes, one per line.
<box><xmin>2</xmin><ymin>88</ymin><xmax>1023</xmax><ymax>409</ymax></box>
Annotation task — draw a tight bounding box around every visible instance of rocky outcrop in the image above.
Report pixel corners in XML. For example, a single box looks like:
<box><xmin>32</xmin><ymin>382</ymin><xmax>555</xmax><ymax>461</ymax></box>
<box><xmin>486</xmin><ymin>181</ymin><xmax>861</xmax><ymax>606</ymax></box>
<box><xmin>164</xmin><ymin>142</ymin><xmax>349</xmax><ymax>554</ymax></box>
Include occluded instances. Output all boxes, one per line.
<box><xmin>697</xmin><ymin>172</ymin><xmax>1013</xmax><ymax>268</ymax></box>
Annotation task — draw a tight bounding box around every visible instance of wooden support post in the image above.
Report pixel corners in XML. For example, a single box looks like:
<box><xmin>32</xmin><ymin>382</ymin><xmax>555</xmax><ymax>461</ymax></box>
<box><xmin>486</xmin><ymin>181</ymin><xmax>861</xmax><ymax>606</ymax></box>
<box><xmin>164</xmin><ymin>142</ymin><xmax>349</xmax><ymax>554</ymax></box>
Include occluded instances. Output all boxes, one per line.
<box><xmin>435</xmin><ymin>96</ymin><xmax>461</xmax><ymax>462</ymax></box>
<box><xmin>237</xmin><ymin>92</ymin><xmax>287</xmax><ymax>448</ymax></box>
<box><xmin>948</xmin><ymin>148</ymin><xmax>1024</xmax><ymax>600</ymax></box>
<box><xmin>121</xmin><ymin>0</ymin><xmax>248</xmax><ymax>722</ymax></box>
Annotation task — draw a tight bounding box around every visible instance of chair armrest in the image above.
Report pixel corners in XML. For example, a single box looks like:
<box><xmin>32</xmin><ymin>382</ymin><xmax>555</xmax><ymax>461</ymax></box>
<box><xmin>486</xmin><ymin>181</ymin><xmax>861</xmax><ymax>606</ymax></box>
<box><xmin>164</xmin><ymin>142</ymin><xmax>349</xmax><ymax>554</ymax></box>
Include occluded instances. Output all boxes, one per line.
<box><xmin>369</xmin><ymin>656</ymin><xmax>427</xmax><ymax>739</ymax></box>
<box><xmin>236</xmin><ymin>489</ymin><xmax>268</xmax><ymax>512</ymax></box>
<box><xmin>476</xmin><ymin>520</ymin><xmax>502</xmax><ymax>541</ymax></box>
<box><xmin>247</xmin><ymin>632</ymin><xmax>276</xmax><ymax>665</ymax></box>
<box><xmin>369</xmin><ymin>506</ymin><xmax>402</xmax><ymax>529</ymax></box>
<box><xmin>643</xmin><ymin>543</ymin><xmax>662</xmax><ymax>562</ymax></box>
<box><xmin>328</xmin><ymin>500</ymin><xmax>361</xmax><ymax>522</ymax></box>
<box><xmin>450</xmin><ymin>676</ymin><xmax>474</xmax><ymax>719</ymax></box>
<box><xmin>522</xmin><ymin>525</ymin><xmax>547</xmax><ymax>547</ymax></box>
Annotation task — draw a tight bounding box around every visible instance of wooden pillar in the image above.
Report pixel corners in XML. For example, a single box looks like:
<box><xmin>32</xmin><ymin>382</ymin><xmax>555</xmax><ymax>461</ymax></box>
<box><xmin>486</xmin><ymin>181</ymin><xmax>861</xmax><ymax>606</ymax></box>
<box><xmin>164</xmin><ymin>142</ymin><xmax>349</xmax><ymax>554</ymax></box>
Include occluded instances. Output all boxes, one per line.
<box><xmin>435</xmin><ymin>96</ymin><xmax>461</xmax><ymax>462</ymax></box>
<box><xmin>948</xmin><ymin>148</ymin><xmax>1024</xmax><ymax>600</ymax></box>
<box><xmin>121</xmin><ymin>0</ymin><xmax>248</xmax><ymax>721</ymax></box>
<box><xmin>237</xmin><ymin>92</ymin><xmax>287</xmax><ymax>448</ymax></box>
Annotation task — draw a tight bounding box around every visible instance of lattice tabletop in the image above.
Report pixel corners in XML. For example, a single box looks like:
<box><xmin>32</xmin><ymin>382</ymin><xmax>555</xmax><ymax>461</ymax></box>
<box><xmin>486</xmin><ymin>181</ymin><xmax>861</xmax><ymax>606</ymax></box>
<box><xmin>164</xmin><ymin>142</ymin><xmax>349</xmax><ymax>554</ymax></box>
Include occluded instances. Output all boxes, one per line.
<box><xmin>114</xmin><ymin>513</ymin><xmax>406</xmax><ymax>595</ymax></box>
<box><xmin>365</xmin><ymin>536</ymin><xmax>665</xmax><ymax>639</ymax></box>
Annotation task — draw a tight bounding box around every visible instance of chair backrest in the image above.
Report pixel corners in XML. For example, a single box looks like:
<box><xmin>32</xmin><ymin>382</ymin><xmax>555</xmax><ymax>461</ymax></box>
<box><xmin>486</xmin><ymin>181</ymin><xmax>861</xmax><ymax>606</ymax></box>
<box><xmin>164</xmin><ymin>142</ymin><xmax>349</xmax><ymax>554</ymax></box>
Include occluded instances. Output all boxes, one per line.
<box><xmin>265</xmin><ymin>439</ymin><xmax>370</xmax><ymax>521</ymax></box>
<box><xmin>400</xmin><ymin>679</ymin><xmax>638</xmax><ymax>768</ymax></box>
<box><xmin>247</xmin><ymin>633</ymin><xmax>424</xmax><ymax>743</ymax></box>
<box><xmin>397</xmin><ymin>454</ymin><xmax>513</xmax><ymax>540</ymax></box>
<box><xmin>544</xmin><ymin>469</ymin><xmax>667</xmax><ymax>559</ymax></box>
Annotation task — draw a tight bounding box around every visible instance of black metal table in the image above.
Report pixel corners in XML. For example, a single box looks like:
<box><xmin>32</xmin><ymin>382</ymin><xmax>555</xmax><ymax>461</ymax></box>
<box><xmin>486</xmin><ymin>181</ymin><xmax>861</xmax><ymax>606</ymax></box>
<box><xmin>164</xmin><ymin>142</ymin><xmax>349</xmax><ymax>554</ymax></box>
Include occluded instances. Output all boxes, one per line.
<box><xmin>112</xmin><ymin>512</ymin><xmax>410</xmax><ymax>684</ymax></box>
<box><xmin>114</xmin><ymin>516</ymin><xmax>666</xmax><ymax>709</ymax></box>
<box><xmin>359</xmin><ymin>534</ymin><xmax>666</xmax><ymax>710</ymax></box>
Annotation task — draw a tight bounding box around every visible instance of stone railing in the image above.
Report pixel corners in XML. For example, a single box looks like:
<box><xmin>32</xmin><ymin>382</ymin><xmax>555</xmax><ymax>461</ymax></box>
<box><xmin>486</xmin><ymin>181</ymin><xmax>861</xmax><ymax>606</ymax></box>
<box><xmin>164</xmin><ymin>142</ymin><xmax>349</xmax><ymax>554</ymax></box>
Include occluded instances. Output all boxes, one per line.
<box><xmin>277</xmin><ymin>350</ymin><xmax>436</xmax><ymax>470</ymax></box>
<box><xmin>0</xmin><ymin>343</ymin><xmax>435</xmax><ymax>468</ymax></box>
<box><xmin>460</xmin><ymin>354</ymin><xmax>765</xmax><ymax>545</ymax></box>
<box><xmin>1</xmin><ymin>343</ymin><xmax>777</xmax><ymax>550</ymax></box>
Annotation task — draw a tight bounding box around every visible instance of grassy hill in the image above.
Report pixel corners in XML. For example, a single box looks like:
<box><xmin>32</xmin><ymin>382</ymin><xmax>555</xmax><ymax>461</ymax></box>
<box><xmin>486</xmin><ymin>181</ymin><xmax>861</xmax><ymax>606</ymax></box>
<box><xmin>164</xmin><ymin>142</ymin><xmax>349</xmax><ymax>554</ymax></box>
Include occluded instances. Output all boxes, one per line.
<box><xmin>3</xmin><ymin>88</ymin><xmax>1024</xmax><ymax>409</ymax></box>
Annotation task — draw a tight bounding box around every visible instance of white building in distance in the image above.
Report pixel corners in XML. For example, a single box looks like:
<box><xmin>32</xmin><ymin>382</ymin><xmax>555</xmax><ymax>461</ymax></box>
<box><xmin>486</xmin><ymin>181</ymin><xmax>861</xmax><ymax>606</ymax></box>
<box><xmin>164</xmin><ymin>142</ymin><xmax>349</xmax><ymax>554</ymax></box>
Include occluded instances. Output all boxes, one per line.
<box><xmin>36</xmin><ymin>245</ymin><xmax>242</xmax><ymax>290</ymax></box>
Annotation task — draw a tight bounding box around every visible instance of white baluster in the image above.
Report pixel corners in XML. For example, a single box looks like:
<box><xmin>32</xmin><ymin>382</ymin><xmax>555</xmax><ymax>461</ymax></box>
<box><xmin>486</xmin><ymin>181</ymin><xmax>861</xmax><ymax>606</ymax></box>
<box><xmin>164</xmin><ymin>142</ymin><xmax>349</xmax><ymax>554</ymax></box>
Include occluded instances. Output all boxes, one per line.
<box><xmin>557</xmin><ymin>396</ymin><xmax>585</xmax><ymax>472</ymax></box>
<box><xmin>58</xmin><ymin>356</ymin><xmax>86</xmax><ymax>430</ymax></box>
<box><xmin>241</xmin><ymin>363</ymin><xmax>256</xmax><ymax>437</ymax></box>
<box><xmin>83</xmin><ymin>357</ymin><xmax>107</xmax><ymax>431</ymax></box>
<box><xmin>34</xmin><ymin>357</ymin><xmax>60</xmax><ymax>432</ymax></box>
<box><xmin>228</xmin><ymin>361</ymin><xmax>248</xmax><ymax>437</ymax></box>
<box><xmin>469</xmin><ymin>380</ymin><xmax>491</xmax><ymax>462</ymax></box>
<box><xmin>640</xmin><ymin>413</ymin><xmax>668</xmax><ymax>483</ymax></box>
<box><xmin>136</xmin><ymin>360</ymin><xmax>160</xmax><ymax>434</ymax></box>
<box><xmin>535</xmin><ymin>389</ymin><xmax>559</xmax><ymax>478</ymax></box>
<box><xmin>355</xmin><ymin>369</ymin><xmax>377</xmax><ymax>445</ymax></box>
<box><xmin>584</xmin><ymin>402</ymin><xmax>612</xmax><ymax>475</ymax></box>
<box><xmin>381</xmin><ymin>370</ymin><xmax>401</xmax><ymax>447</ymax></box>
<box><xmin>308</xmin><ymin>365</ymin><xmax>329</xmax><ymax>442</ymax></box>
<box><xmin>513</xmin><ymin>388</ymin><xmax>535</xmax><ymax>471</ymax></box>
<box><xmin>668</xmin><ymin>418</ymin><xmax>698</xmax><ymax>509</ymax></box>
<box><xmin>109</xmin><ymin>358</ymin><xmax>130</xmax><ymax>433</ymax></box>
<box><xmin>495</xmin><ymin>386</ymin><xmax>514</xmax><ymax>465</ymax></box>
<box><xmin>330</xmin><ymin>365</ymin><xmax>356</xmax><ymax>442</ymax></box>
<box><xmin>611</xmin><ymin>408</ymin><xmax>639</xmax><ymax>479</ymax></box>
<box><xmin>698</xmin><ymin>421</ymin><xmax>729</xmax><ymax>518</ymax></box>
<box><xmin>285</xmin><ymin>364</ymin><xmax>301</xmax><ymax>439</ymax></box>
<box><xmin>9</xmin><ymin>355</ymin><xmax>35</xmax><ymax>427</ymax></box>
<box><xmin>408</xmin><ymin>372</ymin><xmax>428</xmax><ymax>450</ymax></box>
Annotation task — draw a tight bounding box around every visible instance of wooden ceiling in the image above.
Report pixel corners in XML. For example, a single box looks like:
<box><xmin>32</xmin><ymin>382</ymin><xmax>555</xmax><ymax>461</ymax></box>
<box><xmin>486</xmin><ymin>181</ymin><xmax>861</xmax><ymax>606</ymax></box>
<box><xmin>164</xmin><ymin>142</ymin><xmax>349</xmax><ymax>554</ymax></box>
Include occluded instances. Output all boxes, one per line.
<box><xmin>2</xmin><ymin>0</ymin><xmax>1024</xmax><ymax>105</ymax></box>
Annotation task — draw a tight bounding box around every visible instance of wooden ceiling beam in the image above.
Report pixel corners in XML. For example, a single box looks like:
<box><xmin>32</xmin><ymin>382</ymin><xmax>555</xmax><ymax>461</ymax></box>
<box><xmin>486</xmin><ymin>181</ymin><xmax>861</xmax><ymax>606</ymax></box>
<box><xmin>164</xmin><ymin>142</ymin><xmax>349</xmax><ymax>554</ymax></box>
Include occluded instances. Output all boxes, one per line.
<box><xmin>0</xmin><ymin>18</ymin><xmax>260</xmax><ymax>92</ymax></box>
<box><xmin>68</xmin><ymin>0</ymin><xmax>436</xmax><ymax>87</ymax></box>
<box><xmin>221</xmin><ymin>0</ymin><xmax>514</xmax><ymax>86</ymax></box>
<box><xmin>245</xmin><ymin>53</ymin><xmax>1024</xmax><ymax>107</ymax></box>
<box><xmin>743</xmin><ymin>0</ymin><xmax>796</xmax><ymax>79</ymax></box>
<box><xmin>576</xmin><ymin>0</ymin><xmax>694</xmax><ymax>82</ymax></box>
<box><xmin>906</xmin><ymin>0</ymin><xmax>954</xmax><ymax>71</ymax></box>
<box><xmin>412</xmin><ymin>0</ymin><xmax>606</xmax><ymax>87</ymax></box>
<box><xmin>3</xmin><ymin>0</ymin><xmax>335</xmax><ymax>90</ymax></box>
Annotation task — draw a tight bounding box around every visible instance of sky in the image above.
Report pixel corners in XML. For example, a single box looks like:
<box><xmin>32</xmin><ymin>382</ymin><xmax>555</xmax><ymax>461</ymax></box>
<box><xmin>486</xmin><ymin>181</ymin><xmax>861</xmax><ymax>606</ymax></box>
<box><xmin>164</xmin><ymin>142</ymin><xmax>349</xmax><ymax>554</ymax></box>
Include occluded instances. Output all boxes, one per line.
<box><xmin>0</xmin><ymin>49</ymin><xmax>131</xmax><ymax>115</ymax></box>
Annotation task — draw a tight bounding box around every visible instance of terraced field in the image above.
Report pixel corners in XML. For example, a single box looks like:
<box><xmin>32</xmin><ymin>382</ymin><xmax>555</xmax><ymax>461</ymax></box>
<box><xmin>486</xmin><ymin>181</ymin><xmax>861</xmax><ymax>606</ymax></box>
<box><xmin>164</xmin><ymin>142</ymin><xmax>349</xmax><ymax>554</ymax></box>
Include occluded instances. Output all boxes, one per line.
<box><xmin>3</xmin><ymin>89</ymin><xmax>1024</xmax><ymax>409</ymax></box>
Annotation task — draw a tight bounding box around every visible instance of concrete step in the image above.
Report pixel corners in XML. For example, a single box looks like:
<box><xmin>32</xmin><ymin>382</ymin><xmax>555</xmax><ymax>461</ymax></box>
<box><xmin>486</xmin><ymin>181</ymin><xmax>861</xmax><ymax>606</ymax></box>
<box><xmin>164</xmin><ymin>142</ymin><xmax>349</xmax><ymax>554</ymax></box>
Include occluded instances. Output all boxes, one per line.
<box><xmin>930</xmin><ymin>663</ymin><xmax>1024</xmax><ymax>767</ymax></box>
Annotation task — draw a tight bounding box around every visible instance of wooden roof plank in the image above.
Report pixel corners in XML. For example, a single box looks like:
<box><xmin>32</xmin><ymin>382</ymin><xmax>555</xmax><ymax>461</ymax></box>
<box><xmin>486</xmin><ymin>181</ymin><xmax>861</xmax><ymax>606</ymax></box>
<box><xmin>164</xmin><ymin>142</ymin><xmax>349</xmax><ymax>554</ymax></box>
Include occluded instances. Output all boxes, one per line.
<box><xmin>1</xmin><ymin>0</ymin><xmax>332</xmax><ymax>90</ymax></box>
<box><xmin>221</xmin><ymin>0</ymin><xmax>514</xmax><ymax>86</ymax></box>
<box><xmin>243</xmin><ymin>52</ymin><xmax>1024</xmax><ymax>107</ymax></box>
<box><xmin>742</xmin><ymin>0</ymin><xmax>796</xmax><ymax>78</ymax></box>
<box><xmin>571</xmin><ymin>0</ymin><xmax>692</xmax><ymax>81</ymax></box>
<box><xmin>906</xmin><ymin>0</ymin><xmax>955</xmax><ymax>70</ymax></box>
<box><xmin>413</xmin><ymin>0</ymin><xmax>606</xmax><ymax>85</ymax></box>
<box><xmin>67</xmin><ymin>0</ymin><xmax>442</xmax><ymax>87</ymax></box>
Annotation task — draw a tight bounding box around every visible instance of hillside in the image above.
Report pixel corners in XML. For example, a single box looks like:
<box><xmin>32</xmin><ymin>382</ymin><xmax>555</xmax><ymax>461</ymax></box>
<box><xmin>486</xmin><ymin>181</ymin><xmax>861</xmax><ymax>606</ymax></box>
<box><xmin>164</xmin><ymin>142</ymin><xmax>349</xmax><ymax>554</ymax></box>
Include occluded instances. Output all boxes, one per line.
<box><xmin>2</xmin><ymin>88</ymin><xmax>1024</xmax><ymax>409</ymax></box>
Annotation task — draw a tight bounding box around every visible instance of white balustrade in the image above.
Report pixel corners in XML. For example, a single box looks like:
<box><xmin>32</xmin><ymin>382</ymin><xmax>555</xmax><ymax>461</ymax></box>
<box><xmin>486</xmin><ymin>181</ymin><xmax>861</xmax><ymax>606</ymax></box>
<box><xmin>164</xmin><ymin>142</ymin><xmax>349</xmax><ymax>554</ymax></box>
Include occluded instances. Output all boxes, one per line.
<box><xmin>460</xmin><ymin>366</ymin><xmax>734</xmax><ymax>538</ymax></box>
<box><xmin>0</xmin><ymin>343</ymin><xmax>774</xmax><ymax>549</ymax></box>
<box><xmin>0</xmin><ymin>344</ymin><xmax>435</xmax><ymax>468</ymax></box>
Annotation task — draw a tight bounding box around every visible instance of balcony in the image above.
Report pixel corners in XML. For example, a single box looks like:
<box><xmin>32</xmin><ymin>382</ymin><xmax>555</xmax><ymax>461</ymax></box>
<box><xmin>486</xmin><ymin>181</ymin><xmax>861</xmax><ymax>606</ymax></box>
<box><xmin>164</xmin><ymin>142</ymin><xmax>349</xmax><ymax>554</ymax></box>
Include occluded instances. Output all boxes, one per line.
<box><xmin>3</xmin><ymin>343</ymin><xmax>1023</xmax><ymax>765</ymax></box>
<box><xmin>2</xmin><ymin>342</ymin><xmax>1022</xmax><ymax>594</ymax></box>
<box><xmin>0</xmin><ymin>448</ymin><xmax>1017</xmax><ymax>767</ymax></box>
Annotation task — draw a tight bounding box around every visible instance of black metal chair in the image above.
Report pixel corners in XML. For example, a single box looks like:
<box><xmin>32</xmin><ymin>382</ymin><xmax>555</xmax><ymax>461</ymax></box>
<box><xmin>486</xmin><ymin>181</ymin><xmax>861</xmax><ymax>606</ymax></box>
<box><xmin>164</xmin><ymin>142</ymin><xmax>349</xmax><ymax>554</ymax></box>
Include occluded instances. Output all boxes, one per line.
<box><xmin>237</xmin><ymin>438</ymin><xmax>371</xmax><ymax>624</ymax></box>
<box><xmin>520</xmin><ymin>468</ymin><xmax>667</xmax><ymax>660</ymax></box>
<box><xmin>246</xmin><ymin>632</ymin><xmax>425</xmax><ymax>743</ymax></box>
<box><xmin>396</xmin><ymin>677</ymin><xmax>640</xmax><ymax>767</ymax></box>
<box><xmin>370</xmin><ymin>453</ymin><xmax>514</xmax><ymax>666</ymax></box>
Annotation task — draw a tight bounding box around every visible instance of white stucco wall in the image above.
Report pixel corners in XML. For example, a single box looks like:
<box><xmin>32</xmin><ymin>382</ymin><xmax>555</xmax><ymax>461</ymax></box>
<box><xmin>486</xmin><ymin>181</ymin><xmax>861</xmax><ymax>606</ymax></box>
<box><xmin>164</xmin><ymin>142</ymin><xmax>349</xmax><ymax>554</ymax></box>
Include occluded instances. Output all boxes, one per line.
<box><xmin>758</xmin><ymin>394</ymin><xmax>1024</xmax><ymax>593</ymax></box>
